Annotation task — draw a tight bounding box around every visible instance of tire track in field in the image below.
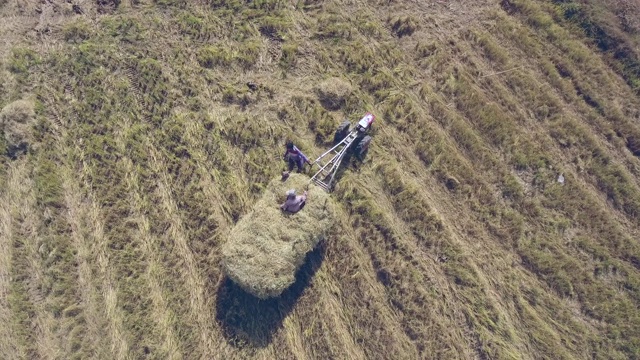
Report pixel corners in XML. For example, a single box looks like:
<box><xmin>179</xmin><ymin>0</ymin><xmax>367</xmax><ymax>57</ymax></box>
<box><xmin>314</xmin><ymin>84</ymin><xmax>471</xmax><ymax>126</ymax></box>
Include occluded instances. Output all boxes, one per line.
<box><xmin>2</xmin><ymin>160</ymin><xmax>62</xmax><ymax>358</ymax></box>
<box><xmin>59</xmin><ymin>151</ymin><xmax>111</xmax><ymax>357</ymax></box>
<box><xmin>0</xmin><ymin>162</ymin><xmax>26</xmax><ymax>359</ymax></box>
<box><xmin>366</xmin><ymin>170</ymin><xmax>482</xmax><ymax>359</ymax></box>
<box><xmin>78</xmin><ymin>158</ymin><xmax>131</xmax><ymax>359</ymax></box>
<box><xmin>323</xmin><ymin>207</ymin><xmax>420</xmax><ymax>359</ymax></box>
<box><xmin>147</xmin><ymin>143</ymin><xmax>217</xmax><ymax>356</ymax></box>
<box><xmin>120</xmin><ymin>63</ymin><xmax>224</xmax><ymax>356</ymax></box>
<box><xmin>121</xmin><ymin>153</ymin><xmax>182</xmax><ymax>359</ymax></box>
<box><xmin>38</xmin><ymin>76</ymin><xmax>109</xmax><ymax>358</ymax></box>
<box><xmin>40</xmin><ymin>72</ymin><xmax>131</xmax><ymax>358</ymax></box>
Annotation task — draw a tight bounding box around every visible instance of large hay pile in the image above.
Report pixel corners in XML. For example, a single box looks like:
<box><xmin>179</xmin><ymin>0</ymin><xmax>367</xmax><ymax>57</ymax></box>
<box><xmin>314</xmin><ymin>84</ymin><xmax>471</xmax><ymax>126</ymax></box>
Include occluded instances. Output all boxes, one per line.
<box><xmin>222</xmin><ymin>173</ymin><xmax>335</xmax><ymax>299</ymax></box>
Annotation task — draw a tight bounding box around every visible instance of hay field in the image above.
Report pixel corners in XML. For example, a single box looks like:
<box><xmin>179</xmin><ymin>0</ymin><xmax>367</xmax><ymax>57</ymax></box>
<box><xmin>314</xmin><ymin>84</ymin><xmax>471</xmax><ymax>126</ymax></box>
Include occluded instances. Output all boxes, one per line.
<box><xmin>1</xmin><ymin>0</ymin><xmax>640</xmax><ymax>358</ymax></box>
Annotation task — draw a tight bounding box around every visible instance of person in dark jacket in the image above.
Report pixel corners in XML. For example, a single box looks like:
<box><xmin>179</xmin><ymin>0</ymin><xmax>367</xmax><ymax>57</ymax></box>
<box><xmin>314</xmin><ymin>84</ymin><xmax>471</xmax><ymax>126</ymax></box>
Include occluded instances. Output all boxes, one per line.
<box><xmin>283</xmin><ymin>141</ymin><xmax>311</xmax><ymax>173</ymax></box>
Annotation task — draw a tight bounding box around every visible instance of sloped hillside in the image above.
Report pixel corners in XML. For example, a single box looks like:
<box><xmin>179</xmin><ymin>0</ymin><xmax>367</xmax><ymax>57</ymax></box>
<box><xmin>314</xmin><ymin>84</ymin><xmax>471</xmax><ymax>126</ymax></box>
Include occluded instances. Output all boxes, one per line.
<box><xmin>1</xmin><ymin>0</ymin><xmax>640</xmax><ymax>358</ymax></box>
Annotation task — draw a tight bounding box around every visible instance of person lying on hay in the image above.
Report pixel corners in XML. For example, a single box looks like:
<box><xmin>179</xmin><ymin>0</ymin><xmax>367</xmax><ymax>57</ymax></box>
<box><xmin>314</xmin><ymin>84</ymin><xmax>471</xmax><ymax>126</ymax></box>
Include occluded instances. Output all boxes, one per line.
<box><xmin>280</xmin><ymin>189</ymin><xmax>307</xmax><ymax>213</ymax></box>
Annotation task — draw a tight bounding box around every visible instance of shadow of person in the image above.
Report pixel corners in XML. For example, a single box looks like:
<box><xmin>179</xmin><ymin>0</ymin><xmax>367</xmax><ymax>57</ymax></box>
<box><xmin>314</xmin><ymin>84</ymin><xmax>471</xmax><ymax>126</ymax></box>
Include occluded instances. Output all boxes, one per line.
<box><xmin>215</xmin><ymin>241</ymin><xmax>326</xmax><ymax>348</ymax></box>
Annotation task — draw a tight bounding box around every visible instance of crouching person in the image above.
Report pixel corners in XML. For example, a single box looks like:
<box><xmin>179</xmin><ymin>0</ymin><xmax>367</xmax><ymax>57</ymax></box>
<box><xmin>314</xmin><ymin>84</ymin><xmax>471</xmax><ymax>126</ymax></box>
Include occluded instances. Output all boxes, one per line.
<box><xmin>280</xmin><ymin>189</ymin><xmax>307</xmax><ymax>213</ymax></box>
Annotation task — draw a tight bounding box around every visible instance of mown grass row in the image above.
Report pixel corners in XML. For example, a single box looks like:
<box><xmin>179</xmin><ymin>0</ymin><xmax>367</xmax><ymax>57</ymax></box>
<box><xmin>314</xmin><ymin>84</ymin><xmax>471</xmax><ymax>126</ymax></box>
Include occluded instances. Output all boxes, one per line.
<box><xmin>65</xmin><ymin>63</ymin><xmax>159</xmax><ymax>359</ymax></box>
<box><xmin>492</xmin><ymin>6</ymin><xmax>640</xmax><ymax>176</ymax></box>
<box><xmin>0</xmin><ymin>68</ymin><xmax>8</xmax><ymax>187</ymax></box>
<box><xmin>306</xmin><ymin>48</ymin><xmax>519</xmax><ymax>354</ymax></box>
<box><xmin>319</xmin><ymin>219</ymin><xmax>421</xmax><ymax>358</ymax></box>
<box><xmin>341</xmin><ymin>10</ymin><xmax>640</xmax><ymax>354</ymax></box>
<box><xmin>499</xmin><ymin>0</ymin><xmax>640</xmax><ymax>154</ymax></box>
<box><xmin>432</xmin><ymin>20</ymin><xmax>640</xmax><ymax>356</ymax></box>
<box><xmin>485</xmin><ymin>5</ymin><xmax>640</xmax><ymax>277</ymax></box>
<box><xmin>5</xmin><ymin>141</ymin><xmax>81</xmax><ymax>358</ymax></box>
<box><xmin>120</xmin><ymin>122</ymin><xmax>200</xmax><ymax>358</ymax></box>
<box><xmin>550</xmin><ymin>0</ymin><xmax>640</xmax><ymax>93</ymax></box>
<box><xmin>133</xmin><ymin>72</ymin><xmax>246</xmax><ymax>355</ymax></box>
<box><xmin>372</xmin><ymin>161</ymin><xmax>508</xmax><ymax>358</ymax></box>
<box><xmin>6</xmin><ymin>195</ymin><xmax>39</xmax><ymax>358</ymax></box>
<box><xmin>190</xmin><ymin>11</ymin><xmax>436</xmax><ymax>349</ymax></box>
<box><xmin>33</xmin><ymin>146</ymin><xmax>89</xmax><ymax>358</ymax></box>
<box><xmin>0</xmin><ymin>134</ymin><xmax>6</xmax><ymax>188</ymax></box>
<box><xmin>334</xmin><ymin>174</ymin><xmax>460</xmax><ymax>358</ymax></box>
<box><xmin>105</xmin><ymin>50</ymin><xmax>234</xmax><ymax>356</ymax></box>
<box><xmin>260</xmin><ymin>12</ymin><xmax>477</xmax><ymax>354</ymax></box>
<box><xmin>309</xmin><ymin>14</ymin><xmax>574</xmax><ymax>358</ymax></box>
<box><xmin>72</xmin><ymin>10</ymin><xmax>292</xmax><ymax>355</ymax></box>
<box><xmin>4</xmin><ymin>0</ymin><xmax>640</xmax><ymax>358</ymax></box>
<box><xmin>3</xmin><ymin>48</ymin><xmax>41</xmax><ymax>357</ymax></box>
<box><xmin>4</xmin><ymin>54</ymin><xmax>97</xmax><ymax>357</ymax></box>
<box><xmin>425</xmin><ymin>77</ymin><xmax>608</xmax><ymax>358</ymax></box>
<box><xmin>40</xmin><ymin>36</ymin><xmax>204</xmax><ymax>357</ymax></box>
<box><xmin>373</xmin><ymin>99</ymin><xmax>546</xmax><ymax>358</ymax></box>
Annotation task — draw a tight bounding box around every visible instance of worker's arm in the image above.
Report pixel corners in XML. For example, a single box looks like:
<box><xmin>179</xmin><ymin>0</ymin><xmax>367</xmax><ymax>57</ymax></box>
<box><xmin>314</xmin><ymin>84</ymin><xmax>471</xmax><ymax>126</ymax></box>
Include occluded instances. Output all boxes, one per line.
<box><xmin>295</xmin><ymin>147</ymin><xmax>311</xmax><ymax>164</ymax></box>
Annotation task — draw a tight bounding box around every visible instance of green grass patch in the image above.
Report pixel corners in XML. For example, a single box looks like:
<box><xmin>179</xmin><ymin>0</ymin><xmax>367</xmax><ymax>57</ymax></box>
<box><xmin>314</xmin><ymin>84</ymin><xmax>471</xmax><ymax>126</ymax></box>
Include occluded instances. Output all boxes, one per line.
<box><xmin>519</xmin><ymin>238</ymin><xmax>579</xmax><ymax>298</ymax></box>
<box><xmin>8</xmin><ymin>47</ymin><xmax>40</xmax><ymax>75</ymax></box>
<box><xmin>454</xmin><ymin>79</ymin><xmax>517</xmax><ymax>148</ymax></box>
<box><xmin>280</xmin><ymin>42</ymin><xmax>298</xmax><ymax>68</ymax></box>
<box><xmin>197</xmin><ymin>41</ymin><xmax>261</xmax><ymax>69</ymax></box>
<box><xmin>360</xmin><ymin>68</ymin><xmax>395</xmax><ymax>102</ymax></box>
<box><xmin>197</xmin><ymin>46</ymin><xmax>233</xmax><ymax>68</ymax></box>
<box><xmin>62</xmin><ymin>19</ymin><xmax>92</xmax><ymax>43</ymax></box>
<box><xmin>154</xmin><ymin>0</ymin><xmax>188</xmax><ymax>7</ymax></box>
<box><xmin>472</xmin><ymin>31</ymin><xmax>510</xmax><ymax>66</ymax></box>
<box><xmin>34</xmin><ymin>156</ymin><xmax>64</xmax><ymax>209</ymax></box>
<box><xmin>334</xmin><ymin>41</ymin><xmax>377</xmax><ymax>74</ymax></box>
<box><xmin>8</xmin><ymin>277</ymin><xmax>37</xmax><ymax>357</ymax></box>
<box><xmin>315</xmin><ymin>14</ymin><xmax>353</xmax><ymax>40</ymax></box>
<box><xmin>101</xmin><ymin>15</ymin><xmax>146</xmax><ymax>43</ymax></box>
<box><xmin>258</xmin><ymin>15</ymin><xmax>290</xmax><ymax>40</ymax></box>
<box><xmin>387</xmin><ymin>15</ymin><xmax>418</xmax><ymax>38</ymax></box>
<box><xmin>382</xmin><ymin>91</ymin><xmax>419</xmax><ymax>132</ymax></box>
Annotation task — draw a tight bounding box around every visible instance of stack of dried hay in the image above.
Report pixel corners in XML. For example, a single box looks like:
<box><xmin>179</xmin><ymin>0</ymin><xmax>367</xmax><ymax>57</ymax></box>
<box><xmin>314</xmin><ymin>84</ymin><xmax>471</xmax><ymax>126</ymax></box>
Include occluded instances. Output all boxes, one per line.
<box><xmin>222</xmin><ymin>173</ymin><xmax>334</xmax><ymax>299</ymax></box>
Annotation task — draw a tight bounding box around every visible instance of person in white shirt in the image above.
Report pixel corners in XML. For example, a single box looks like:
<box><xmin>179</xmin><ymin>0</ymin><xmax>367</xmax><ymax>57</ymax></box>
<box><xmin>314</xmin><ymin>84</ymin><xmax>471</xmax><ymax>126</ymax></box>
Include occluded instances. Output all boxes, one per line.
<box><xmin>280</xmin><ymin>189</ymin><xmax>307</xmax><ymax>213</ymax></box>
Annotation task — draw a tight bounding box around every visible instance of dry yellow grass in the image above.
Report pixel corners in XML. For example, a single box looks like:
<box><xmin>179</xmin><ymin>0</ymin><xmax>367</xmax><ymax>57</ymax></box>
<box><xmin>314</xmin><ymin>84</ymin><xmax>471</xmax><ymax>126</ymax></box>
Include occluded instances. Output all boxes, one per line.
<box><xmin>1</xmin><ymin>0</ymin><xmax>640</xmax><ymax>358</ymax></box>
<box><xmin>222</xmin><ymin>173</ymin><xmax>334</xmax><ymax>299</ymax></box>
<box><xmin>316</xmin><ymin>77</ymin><xmax>353</xmax><ymax>110</ymax></box>
<box><xmin>0</xmin><ymin>99</ymin><xmax>34</xmax><ymax>158</ymax></box>
<box><xmin>0</xmin><ymin>162</ymin><xmax>24</xmax><ymax>359</ymax></box>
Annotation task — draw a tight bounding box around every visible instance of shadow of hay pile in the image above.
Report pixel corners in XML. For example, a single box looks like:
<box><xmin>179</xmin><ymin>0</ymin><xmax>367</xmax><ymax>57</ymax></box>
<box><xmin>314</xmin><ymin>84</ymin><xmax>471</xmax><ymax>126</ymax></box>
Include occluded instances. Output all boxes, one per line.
<box><xmin>215</xmin><ymin>241</ymin><xmax>325</xmax><ymax>348</ymax></box>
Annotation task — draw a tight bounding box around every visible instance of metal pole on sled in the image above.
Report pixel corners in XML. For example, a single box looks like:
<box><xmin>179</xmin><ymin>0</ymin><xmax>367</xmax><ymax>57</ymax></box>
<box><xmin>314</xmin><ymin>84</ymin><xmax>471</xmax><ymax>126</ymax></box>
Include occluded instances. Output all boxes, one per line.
<box><xmin>309</xmin><ymin>113</ymin><xmax>374</xmax><ymax>192</ymax></box>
